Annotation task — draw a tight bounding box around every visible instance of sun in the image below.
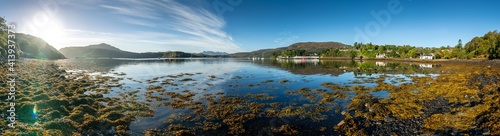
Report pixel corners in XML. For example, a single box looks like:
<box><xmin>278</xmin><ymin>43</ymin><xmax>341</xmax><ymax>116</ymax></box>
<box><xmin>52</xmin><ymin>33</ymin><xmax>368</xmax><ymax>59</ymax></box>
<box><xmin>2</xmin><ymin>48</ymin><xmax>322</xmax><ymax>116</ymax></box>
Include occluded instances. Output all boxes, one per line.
<box><xmin>37</xmin><ymin>20</ymin><xmax>66</xmax><ymax>46</ymax></box>
<box><xmin>37</xmin><ymin>23</ymin><xmax>64</xmax><ymax>44</ymax></box>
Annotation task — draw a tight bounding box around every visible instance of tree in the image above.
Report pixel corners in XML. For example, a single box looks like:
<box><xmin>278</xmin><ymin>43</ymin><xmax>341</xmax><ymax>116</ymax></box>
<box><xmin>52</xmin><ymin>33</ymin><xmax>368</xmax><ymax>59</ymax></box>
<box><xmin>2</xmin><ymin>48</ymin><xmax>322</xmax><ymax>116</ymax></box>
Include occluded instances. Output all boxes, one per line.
<box><xmin>443</xmin><ymin>50</ymin><xmax>451</xmax><ymax>59</ymax></box>
<box><xmin>462</xmin><ymin>31</ymin><xmax>500</xmax><ymax>59</ymax></box>
<box><xmin>397</xmin><ymin>46</ymin><xmax>409</xmax><ymax>58</ymax></box>
<box><xmin>433</xmin><ymin>50</ymin><xmax>442</xmax><ymax>59</ymax></box>
<box><xmin>280</xmin><ymin>49</ymin><xmax>307</xmax><ymax>57</ymax></box>
<box><xmin>271</xmin><ymin>51</ymin><xmax>281</xmax><ymax>58</ymax></box>
<box><xmin>377</xmin><ymin>45</ymin><xmax>386</xmax><ymax>54</ymax></box>
<box><xmin>457</xmin><ymin>49</ymin><xmax>467</xmax><ymax>59</ymax></box>
<box><xmin>457</xmin><ymin>39</ymin><xmax>463</xmax><ymax>49</ymax></box>
<box><xmin>408</xmin><ymin>48</ymin><xmax>417</xmax><ymax>58</ymax></box>
<box><xmin>0</xmin><ymin>17</ymin><xmax>8</xmax><ymax>60</ymax></box>
<box><xmin>320</xmin><ymin>48</ymin><xmax>338</xmax><ymax>57</ymax></box>
<box><xmin>349</xmin><ymin>49</ymin><xmax>358</xmax><ymax>60</ymax></box>
<box><xmin>452</xmin><ymin>41</ymin><xmax>465</xmax><ymax>59</ymax></box>
<box><xmin>388</xmin><ymin>49</ymin><xmax>399</xmax><ymax>58</ymax></box>
<box><xmin>489</xmin><ymin>39</ymin><xmax>500</xmax><ymax>59</ymax></box>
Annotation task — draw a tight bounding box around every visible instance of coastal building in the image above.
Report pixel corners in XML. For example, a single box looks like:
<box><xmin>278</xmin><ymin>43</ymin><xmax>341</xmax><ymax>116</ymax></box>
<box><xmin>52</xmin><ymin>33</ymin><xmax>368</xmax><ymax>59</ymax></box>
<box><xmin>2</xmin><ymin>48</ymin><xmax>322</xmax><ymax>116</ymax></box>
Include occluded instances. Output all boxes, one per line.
<box><xmin>291</xmin><ymin>56</ymin><xmax>320</xmax><ymax>59</ymax></box>
<box><xmin>277</xmin><ymin>56</ymin><xmax>320</xmax><ymax>59</ymax></box>
<box><xmin>376</xmin><ymin>53</ymin><xmax>387</xmax><ymax>59</ymax></box>
<box><xmin>420</xmin><ymin>53</ymin><xmax>434</xmax><ymax>60</ymax></box>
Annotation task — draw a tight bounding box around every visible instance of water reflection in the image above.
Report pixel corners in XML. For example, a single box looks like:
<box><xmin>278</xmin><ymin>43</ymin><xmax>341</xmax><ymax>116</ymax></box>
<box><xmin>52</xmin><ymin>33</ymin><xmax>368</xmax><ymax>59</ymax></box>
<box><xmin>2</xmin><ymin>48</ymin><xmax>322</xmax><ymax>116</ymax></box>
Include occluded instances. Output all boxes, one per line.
<box><xmin>254</xmin><ymin>59</ymin><xmax>442</xmax><ymax>77</ymax></box>
<box><xmin>275</xmin><ymin>59</ymin><xmax>320</xmax><ymax>65</ymax></box>
<box><xmin>56</xmin><ymin>58</ymin><xmax>229</xmax><ymax>72</ymax></box>
<box><xmin>53</xmin><ymin>58</ymin><xmax>498</xmax><ymax>135</ymax></box>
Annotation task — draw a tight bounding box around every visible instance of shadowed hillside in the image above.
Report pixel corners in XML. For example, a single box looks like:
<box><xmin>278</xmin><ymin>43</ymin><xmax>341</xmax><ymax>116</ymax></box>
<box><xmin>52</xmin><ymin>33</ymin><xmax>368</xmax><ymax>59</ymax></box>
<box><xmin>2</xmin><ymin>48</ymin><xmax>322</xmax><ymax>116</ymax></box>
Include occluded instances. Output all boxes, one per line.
<box><xmin>60</xmin><ymin>43</ymin><xmax>177</xmax><ymax>59</ymax></box>
<box><xmin>229</xmin><ymin>42</ymin><xmax>348</xmax><ymax>58</ymax></box>
<box><xmin>15</xmin><ymin>33</ymin><xmax>66</xmax><ymax>60</ymax></box>
<box><xmin>1</xmin><ymin>17</ymin><xmax>65</xmax><ymax>60</ymax></box>
<box><xmin>59</xmin><ymin>43</ymin><xmax>217</xmax><ymax>59</ymax></box>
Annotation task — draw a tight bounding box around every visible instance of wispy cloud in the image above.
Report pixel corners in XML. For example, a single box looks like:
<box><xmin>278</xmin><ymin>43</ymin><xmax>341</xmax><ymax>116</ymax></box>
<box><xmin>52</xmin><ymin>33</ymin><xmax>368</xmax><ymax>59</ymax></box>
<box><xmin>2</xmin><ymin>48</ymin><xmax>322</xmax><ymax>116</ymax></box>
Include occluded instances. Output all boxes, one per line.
<box><xmin>274</xmin><ymin>31</ymin><xmax>300</xmax><ymax>46</ymax></box>
<box><xmin>120</xmin><ymin>18</ymin><xmax>158</xmax><ymax>28</ymax></box>
<box><xmin>96</xmin><ymin>0</ymin><xmax>244</xmax><ymax>53</ymax></box>
<box><xmin>55</xmin><ymin>28</ymin><xmax>230</xmax><ymax>53</ymax></box>
<box><xmin>100</xmin><ymin>4</ymin><xmax>160</xmax><ymax>20</ymax></box>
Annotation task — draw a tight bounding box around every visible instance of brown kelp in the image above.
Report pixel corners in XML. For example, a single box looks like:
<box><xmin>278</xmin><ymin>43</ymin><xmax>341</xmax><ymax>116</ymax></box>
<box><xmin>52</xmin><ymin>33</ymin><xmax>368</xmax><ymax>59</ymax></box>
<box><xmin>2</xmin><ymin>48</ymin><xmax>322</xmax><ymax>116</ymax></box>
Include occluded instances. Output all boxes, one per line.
<box><xmin>335</xmin><ymin>61</ymin><xmax>500</xmax><ymax>135</ymax></box>
<box><xmin>0</xmin><ymin>60</ymin><xmax>152</xmax><ymax>135</ymax></box>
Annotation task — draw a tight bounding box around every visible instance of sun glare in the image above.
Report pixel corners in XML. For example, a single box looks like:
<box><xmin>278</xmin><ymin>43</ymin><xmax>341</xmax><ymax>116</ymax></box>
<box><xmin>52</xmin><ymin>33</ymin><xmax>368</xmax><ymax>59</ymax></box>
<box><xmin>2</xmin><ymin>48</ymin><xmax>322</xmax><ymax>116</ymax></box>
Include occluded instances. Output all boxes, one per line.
<box><xmin>38</xmin><ymin>20</ymin><xmax>65</xmax><ymax>46</ymax></box>
<box><xmin>39</xmin><ymin>23</ymin><xmax>64</xmax><ymax>44</ymax></box>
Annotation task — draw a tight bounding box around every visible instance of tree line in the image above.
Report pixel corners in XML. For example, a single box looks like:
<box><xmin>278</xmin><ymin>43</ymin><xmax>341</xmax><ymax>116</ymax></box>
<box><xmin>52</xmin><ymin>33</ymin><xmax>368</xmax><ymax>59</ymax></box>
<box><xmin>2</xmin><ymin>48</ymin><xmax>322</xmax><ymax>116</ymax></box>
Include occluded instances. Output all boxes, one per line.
<box><xmin>274</xmin><ymin>30</ymin><xmax>500</xmax><ymax>60</ymax></box>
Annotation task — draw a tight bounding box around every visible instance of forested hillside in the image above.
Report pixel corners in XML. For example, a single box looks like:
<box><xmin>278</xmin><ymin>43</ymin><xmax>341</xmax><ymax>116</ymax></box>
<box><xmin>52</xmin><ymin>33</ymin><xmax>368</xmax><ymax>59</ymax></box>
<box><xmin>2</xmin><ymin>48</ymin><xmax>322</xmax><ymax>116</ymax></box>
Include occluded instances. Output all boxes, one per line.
<box><xmin>1</xmin><ymin>17</ymin><xmax>65</xmax><ymax>60</ymax></box>
<box><xmin>15</xmin><ymin>33</ymin><xmax>66</xmax><ymax>59</ymax></box>
<box><xmin>465</xmin><ymin>31</ymin><xmax>500</xmax><ymax>59</ymax></box>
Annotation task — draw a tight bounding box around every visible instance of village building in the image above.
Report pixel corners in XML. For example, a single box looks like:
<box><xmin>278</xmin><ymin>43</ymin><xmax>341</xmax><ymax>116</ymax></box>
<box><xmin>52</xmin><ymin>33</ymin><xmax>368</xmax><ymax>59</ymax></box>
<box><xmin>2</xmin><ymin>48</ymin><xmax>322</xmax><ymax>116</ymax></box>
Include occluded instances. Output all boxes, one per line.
<box><xmin>376</xmin><ymin>53</ymin><xmax>387</xmax><ymax>59</ymax></box>
<box><xmin>420</xmin><ymin>53</ymin><xmax>434</xmax><ymax>60</ymax></box>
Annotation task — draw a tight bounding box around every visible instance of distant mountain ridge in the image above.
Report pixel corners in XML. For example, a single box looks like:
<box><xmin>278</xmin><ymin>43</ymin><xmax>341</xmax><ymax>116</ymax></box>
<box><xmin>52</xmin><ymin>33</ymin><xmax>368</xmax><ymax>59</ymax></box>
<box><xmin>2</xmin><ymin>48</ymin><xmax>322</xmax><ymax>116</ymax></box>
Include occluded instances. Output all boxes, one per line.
<box><xmin>200</xmin><ymin>51</ymin><xmax>229</xmax><ymax>56</ymax></box>
<box><xmin>59</xmin><ymin>43</ymin><xmax>165</xmax><ymax>58</ymax></box>
<box><xmin>87</xmin><ymin>43</ymin><xmax>121</xmax><ymax>51</ymax></box>
<box><xmin>59</xmin><ymin>42</ymin><xmax>348</xmax><ymax>59</ymax></box>
<box><xmin>59</xmin><ymin>43</ymin><xmax>218</xmax><ymax>59</ymax></box>
<box><xmin>229</xmin><ymin>42</ymin><xmax>348</xmax><ymax>58</ymax></box>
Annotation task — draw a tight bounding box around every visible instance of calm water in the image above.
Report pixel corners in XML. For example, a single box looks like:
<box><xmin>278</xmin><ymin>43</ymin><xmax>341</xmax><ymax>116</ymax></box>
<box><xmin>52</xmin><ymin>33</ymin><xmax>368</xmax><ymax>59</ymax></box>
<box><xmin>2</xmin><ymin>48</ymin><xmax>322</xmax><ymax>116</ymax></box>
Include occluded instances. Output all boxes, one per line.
<box><xmin>55</xmin><ymin>58</ymin><xmax>444</xmax><ymax>135</ymax></box>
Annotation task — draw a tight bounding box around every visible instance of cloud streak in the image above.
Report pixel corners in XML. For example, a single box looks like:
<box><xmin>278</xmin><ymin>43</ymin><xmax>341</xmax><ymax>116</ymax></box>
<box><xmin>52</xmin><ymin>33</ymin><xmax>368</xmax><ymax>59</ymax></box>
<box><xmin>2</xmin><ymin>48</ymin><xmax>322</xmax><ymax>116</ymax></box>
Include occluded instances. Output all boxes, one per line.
<box><xmin>98</xmin><ymin>0</ymin><xmax>244</xmax><ymax>53</ymax></box>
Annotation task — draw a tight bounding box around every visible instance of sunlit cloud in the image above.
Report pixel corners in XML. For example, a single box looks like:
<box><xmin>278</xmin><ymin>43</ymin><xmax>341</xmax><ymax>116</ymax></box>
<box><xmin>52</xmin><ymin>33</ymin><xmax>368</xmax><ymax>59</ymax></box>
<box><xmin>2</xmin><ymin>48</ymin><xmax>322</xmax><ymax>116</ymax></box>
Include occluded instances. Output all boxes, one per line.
<box><xmin>56</xmin><ymin>28</ymin><xmax>234</xmax><ymax>53</ymax></box>
<box><xmin>17</xmin><ymin>0</ymin><xmax>244</xmax><ymax>53</ymax></box>
<box><xmin>96</xmin><ymin>0</ymin><xmax>244</xmax><ymax>53</ymax></box>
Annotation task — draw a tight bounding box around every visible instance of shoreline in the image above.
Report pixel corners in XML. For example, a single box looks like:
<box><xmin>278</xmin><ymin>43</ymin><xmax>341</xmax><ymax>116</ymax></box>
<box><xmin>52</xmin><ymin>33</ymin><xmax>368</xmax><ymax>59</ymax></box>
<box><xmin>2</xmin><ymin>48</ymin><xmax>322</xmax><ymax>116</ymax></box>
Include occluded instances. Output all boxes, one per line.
<box><xmin>317</xmin><ymin>57</ymin><xmax>493</xmax><ymax>63</ymax></box>
<box><xmin>57</xmin><ymin>57</ymin><xmax>494</xmax><ymax>63</ymax></box>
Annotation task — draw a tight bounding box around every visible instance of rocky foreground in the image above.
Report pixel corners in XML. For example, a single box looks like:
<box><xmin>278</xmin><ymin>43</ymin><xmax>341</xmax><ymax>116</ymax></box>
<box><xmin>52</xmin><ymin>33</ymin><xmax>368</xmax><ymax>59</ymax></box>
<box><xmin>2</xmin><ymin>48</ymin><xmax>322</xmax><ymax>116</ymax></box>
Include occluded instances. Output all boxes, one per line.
<box><xmin>0</xmin><ymin>60</ymin><xmax>151</xmax><ymax>135</ymax></box>
<box><xmin>334</xmin><ymin>60</ymin><xmax>500</xmax><ymax>135</ymax></box>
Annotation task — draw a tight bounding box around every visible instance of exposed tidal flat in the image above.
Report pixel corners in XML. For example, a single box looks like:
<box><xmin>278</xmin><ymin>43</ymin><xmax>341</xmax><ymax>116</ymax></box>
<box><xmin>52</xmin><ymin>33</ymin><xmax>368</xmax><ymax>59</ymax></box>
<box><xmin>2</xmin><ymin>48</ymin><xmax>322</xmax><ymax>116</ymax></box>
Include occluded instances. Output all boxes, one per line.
<box><xmin>1</xmin><ymin>58</ymin><xmax>500</xmax><ymax>135</ymax></box>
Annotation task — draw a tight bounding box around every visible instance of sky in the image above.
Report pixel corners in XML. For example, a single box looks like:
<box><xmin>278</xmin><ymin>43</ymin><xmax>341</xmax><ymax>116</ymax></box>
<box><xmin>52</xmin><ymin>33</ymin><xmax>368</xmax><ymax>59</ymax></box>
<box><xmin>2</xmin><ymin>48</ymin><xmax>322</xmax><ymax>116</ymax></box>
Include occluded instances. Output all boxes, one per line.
<box><xmin>1</xmin><ymin>0</ymin><xmax>499</xmax><ymax>53</ymax></box>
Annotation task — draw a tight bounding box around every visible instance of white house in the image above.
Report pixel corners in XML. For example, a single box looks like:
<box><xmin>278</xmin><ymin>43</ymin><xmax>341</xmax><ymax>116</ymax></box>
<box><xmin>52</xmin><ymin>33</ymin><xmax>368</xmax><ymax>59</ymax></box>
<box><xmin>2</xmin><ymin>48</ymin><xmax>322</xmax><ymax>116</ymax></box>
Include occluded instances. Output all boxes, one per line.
<box><xmin>420</xmin><ymin>53</ymin><xmax>434</xmax><ymax>60</ymax></box>
<box><xmin>376</xmin><ymin>53</ymin><xmax>387</xmax><ymax>59</ymax></box>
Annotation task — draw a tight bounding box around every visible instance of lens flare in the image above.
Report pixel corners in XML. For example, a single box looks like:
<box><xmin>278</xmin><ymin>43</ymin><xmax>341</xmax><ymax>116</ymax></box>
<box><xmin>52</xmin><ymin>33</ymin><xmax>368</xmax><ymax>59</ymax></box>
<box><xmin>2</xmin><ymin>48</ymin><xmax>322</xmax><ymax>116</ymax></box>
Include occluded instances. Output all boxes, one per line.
<box><xmin>33</xmin><ymin>105</ymin><xmax>37</xmax><ymax>118</ymax></box>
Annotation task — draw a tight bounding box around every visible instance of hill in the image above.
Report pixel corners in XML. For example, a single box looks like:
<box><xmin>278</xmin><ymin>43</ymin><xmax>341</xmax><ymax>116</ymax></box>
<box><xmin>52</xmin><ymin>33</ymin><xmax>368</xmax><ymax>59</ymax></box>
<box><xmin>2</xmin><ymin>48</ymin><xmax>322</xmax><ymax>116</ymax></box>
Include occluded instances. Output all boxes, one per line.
<box><xmin>229</xmin><ymin>42</ymin><xmax>348</xmax><ymax>58</ymax></box>
<box><xmin>1</xmin><ymin>17</ymin><xmax>65</xmax><ymax>60</ymax></box>
<box><xmin>59</xmin><ymin>43</ymin><xmax>213</xmax><ymax>59</ymax></box>
<box><xmin>14</xmin><ymin>33</ymin><xmax>66</xmax><ymax>60</ymax></box>
<box><xmin>60</xmin><ymin>43</ymin><xmax>170</xmax><ymax>58</ymax></box>
<box><xmin>1</xmin><ymin>33</ymin><xmax>65</xmax><ymax>60</ymax></box>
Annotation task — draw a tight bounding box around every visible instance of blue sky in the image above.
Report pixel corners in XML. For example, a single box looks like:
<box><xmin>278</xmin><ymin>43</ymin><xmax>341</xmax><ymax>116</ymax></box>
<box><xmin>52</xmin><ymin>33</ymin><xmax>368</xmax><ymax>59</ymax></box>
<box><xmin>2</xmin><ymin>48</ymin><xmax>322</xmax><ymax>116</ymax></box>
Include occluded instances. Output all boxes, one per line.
<box><xmin>1</xmin><ymin>0</ymin><xmax>499</xmax><ymax>53</ymax></box>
